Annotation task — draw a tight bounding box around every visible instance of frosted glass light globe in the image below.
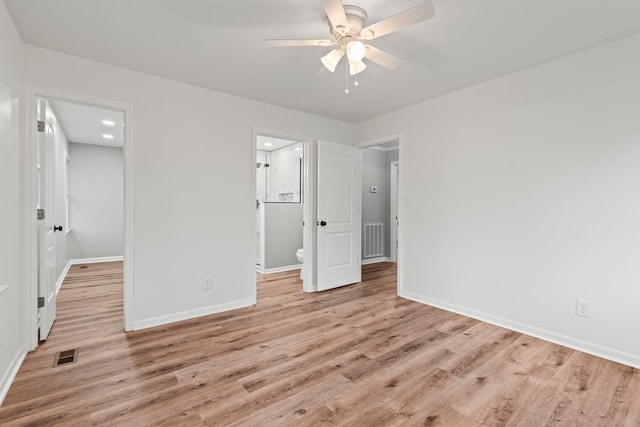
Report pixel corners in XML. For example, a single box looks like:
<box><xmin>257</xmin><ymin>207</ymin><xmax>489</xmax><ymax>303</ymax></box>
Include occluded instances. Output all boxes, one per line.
<box><xmin>346</xmin><ymin>41</ymin><xmax>365</xmax><ymax>62</ymax></box>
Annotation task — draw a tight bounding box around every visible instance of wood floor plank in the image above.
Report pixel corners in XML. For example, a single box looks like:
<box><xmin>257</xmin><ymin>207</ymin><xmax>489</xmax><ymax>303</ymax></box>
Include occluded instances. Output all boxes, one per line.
<box><xmin>1</xmin><ymin>261</ymin><xmax>638</xmax><ymax>426</ymax></box>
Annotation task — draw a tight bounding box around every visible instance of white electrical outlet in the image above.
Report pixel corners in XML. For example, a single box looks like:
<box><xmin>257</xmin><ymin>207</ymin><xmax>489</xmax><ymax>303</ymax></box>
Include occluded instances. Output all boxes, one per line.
<box><xmin>202</xmin><ymin>276</ymin><xmax>212</xmax><ymax>291</ymax></box>
<box><xmin>576</xmin><ymin>299</ymin><xmax>591</xmax><ymax>318</ymax></box>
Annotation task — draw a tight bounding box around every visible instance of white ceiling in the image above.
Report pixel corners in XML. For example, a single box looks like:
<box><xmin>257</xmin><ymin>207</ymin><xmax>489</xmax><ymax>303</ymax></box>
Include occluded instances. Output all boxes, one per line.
<box><xmin>257</xmin><ymin>136</ymin><xmax>303</xmax><ymax>152</ymax></box>
<box><xmin>6</xmin><ymin>0</ymin><xmax>640</xmax><ymax>123</ymax></box>
<box><xmin>49</xmin><ymin>99</ymin><xmax>124</xmax><ymax>148</ymax></box>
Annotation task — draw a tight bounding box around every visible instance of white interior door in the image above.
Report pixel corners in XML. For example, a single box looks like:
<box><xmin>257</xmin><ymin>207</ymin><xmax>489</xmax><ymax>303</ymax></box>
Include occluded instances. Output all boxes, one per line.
<box><xmin>37</xmin><ymin>99</ymin><xmax>57</xmax><ymax>341</ymax></box>
<box><xmin>317</xmin><ymin>141</ymin><xmax>361</xmax><ymax>291</ymax></box>
<box><xmin>390</xmin><ymin>161</ymin><xmax>399</xmax><ymax>262</ymax></box>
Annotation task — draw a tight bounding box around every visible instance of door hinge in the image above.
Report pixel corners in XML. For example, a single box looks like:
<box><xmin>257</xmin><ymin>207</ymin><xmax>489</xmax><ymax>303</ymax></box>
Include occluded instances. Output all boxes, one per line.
<box><xmin>37</xmin><ymin>208</ymin><xmax>45</xmax><ymax>220</ymax></box>
<box><xmin>37</xmin><ymin>120</ymin><xmax>45</xmax><ymax>132</ymax></box>
<box><xmin>38</xmin><ymin>296</ymin><xmax>45</xmax><ymax>308</ymax></box>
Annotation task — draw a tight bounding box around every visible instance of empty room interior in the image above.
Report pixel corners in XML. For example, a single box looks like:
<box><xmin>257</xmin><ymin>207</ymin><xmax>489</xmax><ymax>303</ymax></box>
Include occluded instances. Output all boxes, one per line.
<box><xmin>0</xmin><ymin>0</ymin><xmax>639</xmax><ymax>425</ymax></box>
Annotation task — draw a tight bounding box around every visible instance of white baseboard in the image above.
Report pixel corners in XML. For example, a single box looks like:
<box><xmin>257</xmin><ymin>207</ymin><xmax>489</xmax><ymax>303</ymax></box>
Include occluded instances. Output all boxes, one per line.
<box><xmin>399</xmin><ymin>289</ymin><xmax>640</xmax><ymax>370</ymax></box>
<box><xmin>259</xmin><ymin>264</ymin><xmax>302</xmax><ymax>275</ymax></box>
<box><xmin>55</xmin><ymin>260</ymin><xmax>73</xmax><ymax>295</ymax></box>
<box><xmin>361</xmin><ymin>257</ymin><xmax>391</xmax><ymax>265</ymax></box>
<box><xmin>133</xmin><ymin>298</ymin><xmax>256</xmax><ymax>331</ymax></box>
<box><xmin>0</xmin><ymin>347</ymin><xmax>27</xmax><ymax>406</ymax></box>
<box><xmin>69</xmin><ymin>256</ymin><xmax>124</xmax><ymax>265</ymax></box>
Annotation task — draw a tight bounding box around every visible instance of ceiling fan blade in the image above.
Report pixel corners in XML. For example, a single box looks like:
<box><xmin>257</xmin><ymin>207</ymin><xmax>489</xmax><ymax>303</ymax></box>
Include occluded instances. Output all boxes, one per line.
<box><xmin>348</xmin><ymin>60</ymin><xmax>366</xmax><ymax>76</ymax></box>
<box><xmin>360</xmin><ymin>1</ymin><xmax>435</xmax><ymax>40</ymax></box>
<box><xmin>264</xmin><ymin>39</ymin><xmax>334</xmax><ymax>47</ymax></box>
<box><xmin>321</xmin><ymin>49</ymin><xmax>345</xmax><ymax>72</ymax></box>
<box><xmin>364</xmin><ymin>45</ymin><xmax>402</xmax><ymax>70</ymax></box>
<box><xmin>323</xmin><ymin>0</ymin><xmax>350</xmax><ymax>34</ymax></box>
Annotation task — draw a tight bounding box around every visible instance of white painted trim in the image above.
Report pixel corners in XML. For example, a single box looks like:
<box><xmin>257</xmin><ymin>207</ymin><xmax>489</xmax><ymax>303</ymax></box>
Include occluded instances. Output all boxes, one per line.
<box><xmin>0</xmin><ymin>285</ymin><xmax>8</xmax><ymax>295</ymax></box>
<box><xmin>361</xmin><ymin>257</ymin><xmax>391</xmax><ymax>265</ymax></box>
<box><xmin>389</xmin><ymin>161</ymin><xmax>399</xmax><ymax>263</ymax></box>
<box><xmin>55</xmin><ymin>261</ymin><xmax>73</xmax><ymax>295</ymax></box>
<box><xmin>21</xmin><ymin>85</ymin><xmax>135</xmax><ymax>341</ymax></box>
<box><xmin>353</xmin><ymin>134</ymin><xmax>403</xmax><ymax>149</ymax></box>
<box><xmin>133</xmin><ymin>298</ymin><xmax>255</xmax><ymax>331</ymax></box>
<box><xmin>259</xmin><ymin>264</ymin><xmax>303</xmax><ymax>274</ymax></box>
<box><xmin>0</xmin><ymin>347</ymin><xmax>27</xmax><ymax>406</ymax></box>
<box><xmin>20</xmin><ymin>85</ymin><xmax>39</xmax><ymax>352</ymax></box>
<box><xmin>367</xmin><ymin>145</ymin><xmax>399</xmax><ymax>152</ymax></box>
<box><xmin>399</xmin><ymin>290</ymin><xmax>640</xmax><ymax>370</ymax></box>
<box><xmin>69</xmin><ymin>256</ymin><xmax>124</xmax><ymax>265</ymax></box>
<box><xmin>303</xmin><ymin>140</ymin><xmax>317</xmax><ymax>292</ymax></box>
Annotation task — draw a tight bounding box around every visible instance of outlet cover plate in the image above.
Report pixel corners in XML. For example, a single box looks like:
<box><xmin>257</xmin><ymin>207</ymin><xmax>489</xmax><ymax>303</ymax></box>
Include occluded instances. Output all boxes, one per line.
<box><xmin>202</xmin><ymin>276</ymin><xmax>212</xmax><ymax>291</ymax></box>
<box><xmin>576</xmin><ymin>299</ymin><xmax>592</xmax><ymax>318</ymax></box>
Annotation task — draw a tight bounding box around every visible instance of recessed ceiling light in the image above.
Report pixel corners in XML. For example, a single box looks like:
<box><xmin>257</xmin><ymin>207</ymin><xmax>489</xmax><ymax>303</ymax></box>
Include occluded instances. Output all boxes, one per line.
<box><xmin>102</xmin><ymin>119</ymin><xmax>115</xmax><ymax>126</ymax></box>
<box><xmin>102</xmin><ymin>134</ymin><xmax>114</xmax><ymax>139</ymax></box>
<box><xmin>295</xmin><ymin>147</ymin><xmax>302</xmax><ymax>151</ymax></box>
<box><xmin>264</xmin><ymin>142</ymin><xmax>273</xmax><ymax>147</ymax></box>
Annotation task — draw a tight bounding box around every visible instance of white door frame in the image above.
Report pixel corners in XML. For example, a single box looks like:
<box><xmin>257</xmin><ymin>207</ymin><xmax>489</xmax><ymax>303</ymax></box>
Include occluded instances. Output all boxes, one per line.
<box><xmin>390</xmin><ymin>161</ymin><xmax>399</xmax><ymax>263</ymax></box>
<box><xmin>251</xmin><ymin>128</ymin><xmax>315</xmax><ymax>297</ymax></box>
<box><xmin>353</xmin><ymin>134</ymin><xmax>403</xmax><ymax>291</ymax></box>
<box><xmin>21</xmin><ymin>84</ymin><xmax>135</xmax><ymax>350</ymax></box>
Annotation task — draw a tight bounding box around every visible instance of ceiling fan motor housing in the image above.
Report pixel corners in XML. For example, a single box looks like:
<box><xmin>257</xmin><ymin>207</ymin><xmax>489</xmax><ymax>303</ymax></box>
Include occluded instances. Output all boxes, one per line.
<box><xmin>330</xmin><ymin>5</ymin><xmax>367</xmax><ymax>48</ymax></box>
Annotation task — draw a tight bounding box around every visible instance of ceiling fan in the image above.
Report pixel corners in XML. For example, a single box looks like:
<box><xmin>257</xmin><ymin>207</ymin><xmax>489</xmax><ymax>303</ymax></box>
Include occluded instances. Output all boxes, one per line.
<box><xmin>265</xmin><ymin>0</ymin><xmax>435</xmax><ymax>76</ymax></box>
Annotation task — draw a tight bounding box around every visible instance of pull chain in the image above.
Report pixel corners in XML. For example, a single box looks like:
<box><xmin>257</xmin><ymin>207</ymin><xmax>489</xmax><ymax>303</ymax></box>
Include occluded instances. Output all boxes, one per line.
<box><xmin>344</xmin><ymin>60</ymin><xmax>350</xmax><ymax>94</ymax></box>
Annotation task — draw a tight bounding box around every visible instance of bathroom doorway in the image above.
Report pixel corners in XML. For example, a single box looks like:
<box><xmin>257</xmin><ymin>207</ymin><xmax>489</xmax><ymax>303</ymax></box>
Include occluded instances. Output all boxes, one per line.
<box><xmin>255</xmin><ymin>134</ymin><xmax>307</xmax><ymax>280</ymax></box>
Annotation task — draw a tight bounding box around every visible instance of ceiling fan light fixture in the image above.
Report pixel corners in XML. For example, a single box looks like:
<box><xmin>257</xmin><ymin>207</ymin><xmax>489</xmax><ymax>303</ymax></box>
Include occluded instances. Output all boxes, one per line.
<box><xmin>346</xmin><ymin>41</ymin><xmax>366</xmax><ymax>62</ymax></box>
<box><xmin>348</xmin><ymin>60</ymin><xmax>366</xmax><ymax>75</ymax></box>
<box><xmin>321</xmin><ymin>48</ymin><xmax>344</xmax><ymax>72</ymax></box>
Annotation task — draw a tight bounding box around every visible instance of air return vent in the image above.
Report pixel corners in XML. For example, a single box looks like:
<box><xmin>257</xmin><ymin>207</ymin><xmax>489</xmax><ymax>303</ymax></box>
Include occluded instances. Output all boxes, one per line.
<box><xmin>53</xmin><ymin>349</ymin><xmax>78</xmax><ymax>367</ymax></box>
<box><xmin>364</xmin><ymin>223</ymin><xmax>383</xmax><ymax>258</ymax></box>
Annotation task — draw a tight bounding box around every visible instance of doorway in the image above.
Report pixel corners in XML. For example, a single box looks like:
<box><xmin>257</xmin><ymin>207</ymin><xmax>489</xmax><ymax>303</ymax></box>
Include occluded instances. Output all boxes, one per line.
<box><xmin>256</xmin><ymin>135</ymin><xmax>305</xmax><ymax>274</ymax></box>
<box><xmin>252</xmin><ymin>129</ymin><xmax>311</xmax><ymax>295</ymax></box>
<box><xmin>356</xmin><ymin>137</ymin><xmax>401</xmax><ymax>288</ymax></box>
<box><xmin>23</xmin><ymin>86</ymin><xmax>134</xmax><ymax>350</ymax></box>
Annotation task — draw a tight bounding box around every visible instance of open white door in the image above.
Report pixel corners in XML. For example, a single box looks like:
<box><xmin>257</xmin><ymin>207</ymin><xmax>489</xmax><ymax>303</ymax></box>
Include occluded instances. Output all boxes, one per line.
<box><xmin>317</xmin><ymin>141</ymin><xmax>361</xmax><ymax>291</ymax></box>
<box><xmin>37</xmin><ymin>99</ymin><xmax>57</xmax><ymax>340</ymax></box>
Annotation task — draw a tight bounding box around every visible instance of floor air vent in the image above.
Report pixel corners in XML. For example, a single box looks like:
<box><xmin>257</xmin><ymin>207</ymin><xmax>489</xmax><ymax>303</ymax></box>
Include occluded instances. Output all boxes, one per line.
<box><xmin>79</xmin><ymin>265</ymin><xmax>88</xmax><ymax>269</ymax></box>
<box><xmin>53</xmin><ymin>349</ymin><xmax>78</xmax><ymax>367</ymax></box>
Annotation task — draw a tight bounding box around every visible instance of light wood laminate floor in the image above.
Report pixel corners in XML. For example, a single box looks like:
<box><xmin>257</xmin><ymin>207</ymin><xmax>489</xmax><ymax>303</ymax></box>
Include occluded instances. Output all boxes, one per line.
<box><xmin>1</xmin><ymin>261</ymin><xmax>639</xmax><ymax>426</ymax></box>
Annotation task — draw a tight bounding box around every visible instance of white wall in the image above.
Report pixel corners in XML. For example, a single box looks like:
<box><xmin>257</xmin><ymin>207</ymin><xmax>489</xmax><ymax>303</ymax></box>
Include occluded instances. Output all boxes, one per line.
<box><xmin>23</xmin><ymin>45</ymin><xmax>358</xmax><ymax>329</ymax></box>
<box><xmin>0</xmin><ymin>1</ymin><xmax>24</xmax><ymax>404</ymax></box>
<box><xmin>357</xmin><ymin>34</ymin><xmax>640</xmax><ymax>368</ymax></box>
<box><xmin>68</xmin><ymin>142</ymin><xmax>124</xmax><ymax>260</ymax></box>
<box><xmin>263</xmin><ymin>203</ymin><xmax>303</xmax><ymax>270</ymax></box>
<box><xmin>264</xmin><ymin>143</ymin><xmax>303</xmax><ymax>203</ymax></box>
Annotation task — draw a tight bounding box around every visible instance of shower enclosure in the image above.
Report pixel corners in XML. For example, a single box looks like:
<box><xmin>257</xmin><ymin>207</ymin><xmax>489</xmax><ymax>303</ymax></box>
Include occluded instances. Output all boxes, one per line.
<box><xmin>256</xmin><ymin>140</ymin><xmax>303</xmax><ymax>272</ymax></box>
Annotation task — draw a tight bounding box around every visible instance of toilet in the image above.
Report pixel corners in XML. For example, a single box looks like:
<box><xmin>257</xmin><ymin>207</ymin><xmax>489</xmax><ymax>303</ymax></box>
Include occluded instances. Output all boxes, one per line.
<box><xmin>296</xmin><ymin>248</ymin><xmax>304</xmax><ymax>279</ymax></box>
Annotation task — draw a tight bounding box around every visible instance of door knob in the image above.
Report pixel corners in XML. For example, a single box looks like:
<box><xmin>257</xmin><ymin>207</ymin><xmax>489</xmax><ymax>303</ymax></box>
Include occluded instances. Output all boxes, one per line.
<box><xmin>320</xmin><ymin>220</ymin><xmax>327</xmax><ymax>227</ymax></box>
<box><xmin>53</xmin><ymin>225</ymin><xmax>63</xmax><ymax>232</ymax></box>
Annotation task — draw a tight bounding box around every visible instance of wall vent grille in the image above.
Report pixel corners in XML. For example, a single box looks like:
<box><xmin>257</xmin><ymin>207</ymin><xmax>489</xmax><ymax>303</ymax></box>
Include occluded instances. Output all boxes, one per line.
<box><xmin>364</xmin><ymin>223</ymin><xmax>383</xmax><ymax>258</ymax></box>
